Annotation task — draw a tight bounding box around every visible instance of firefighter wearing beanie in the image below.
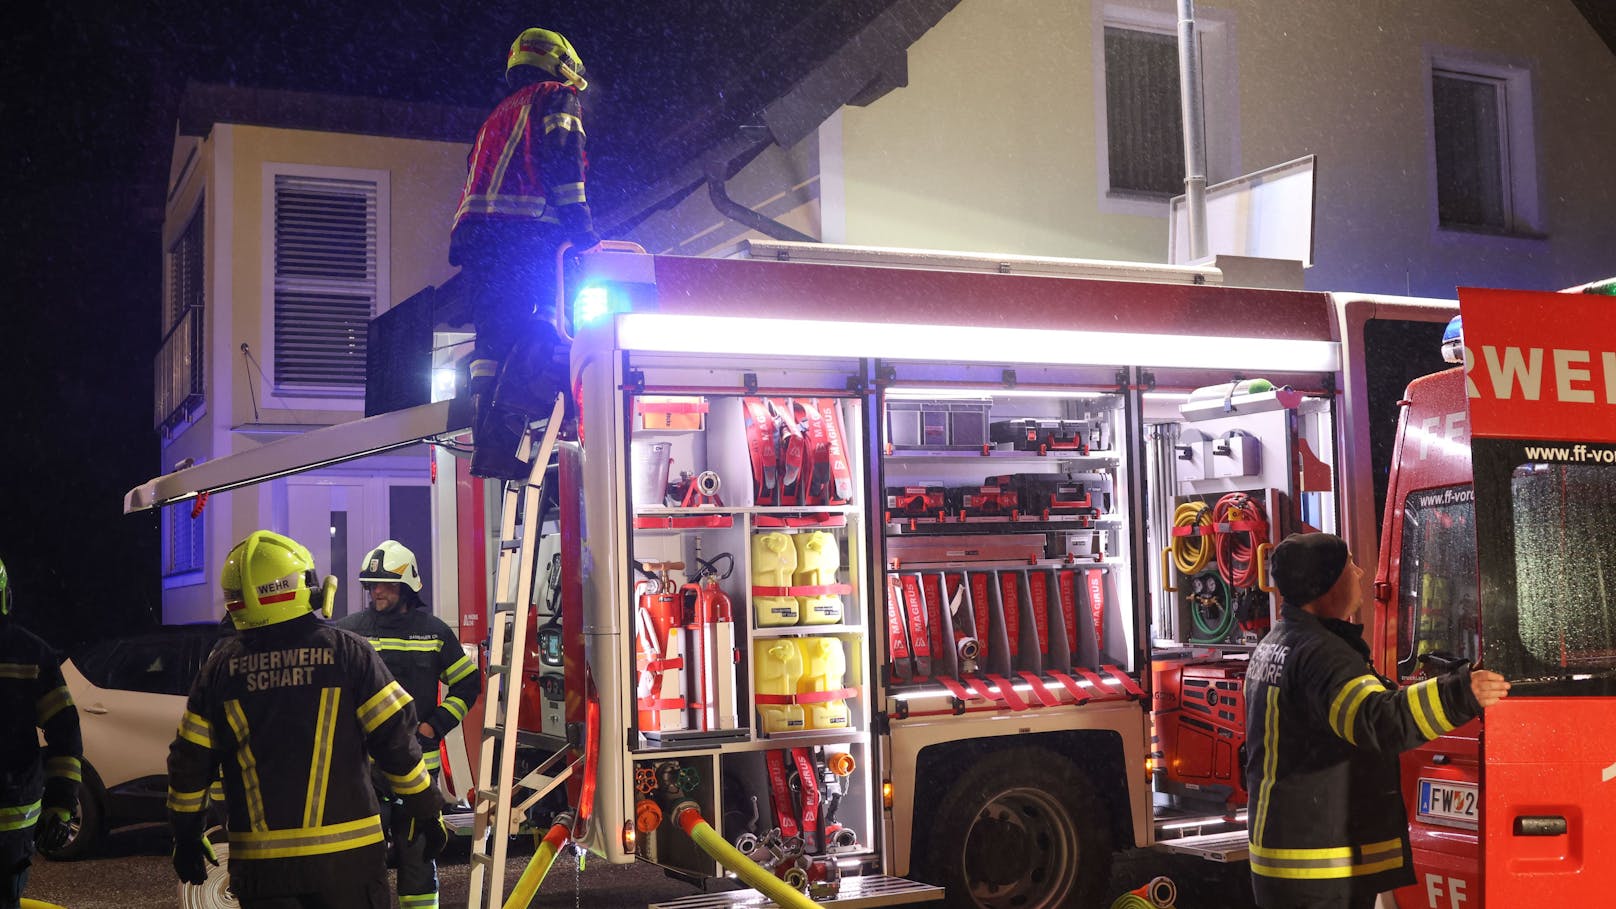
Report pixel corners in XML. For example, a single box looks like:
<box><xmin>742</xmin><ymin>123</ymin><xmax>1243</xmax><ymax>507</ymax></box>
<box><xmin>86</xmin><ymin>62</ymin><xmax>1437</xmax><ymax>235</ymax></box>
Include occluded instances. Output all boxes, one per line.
<box><xmin>1244</xmin><ymin>533</ymin><xmax>1510</xmax><ymax>909</ymax></box>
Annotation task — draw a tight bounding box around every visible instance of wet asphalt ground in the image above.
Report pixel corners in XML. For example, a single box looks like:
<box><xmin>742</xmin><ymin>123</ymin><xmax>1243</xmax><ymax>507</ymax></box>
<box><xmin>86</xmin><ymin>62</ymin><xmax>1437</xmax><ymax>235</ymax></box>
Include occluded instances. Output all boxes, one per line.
<box><xmin>26</xmin><ymin>824</ymin><xmax>1258</xmax><ymax>908</ymax></box>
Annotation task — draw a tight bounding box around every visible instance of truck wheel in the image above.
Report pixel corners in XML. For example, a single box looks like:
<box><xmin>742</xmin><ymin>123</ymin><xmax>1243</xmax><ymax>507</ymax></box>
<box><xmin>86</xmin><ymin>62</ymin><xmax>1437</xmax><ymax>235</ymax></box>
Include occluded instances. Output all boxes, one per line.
<box><xmin>925</xmin><ymin>747</ymin><xmax>1111</xmax><ymax>909</ymax></box>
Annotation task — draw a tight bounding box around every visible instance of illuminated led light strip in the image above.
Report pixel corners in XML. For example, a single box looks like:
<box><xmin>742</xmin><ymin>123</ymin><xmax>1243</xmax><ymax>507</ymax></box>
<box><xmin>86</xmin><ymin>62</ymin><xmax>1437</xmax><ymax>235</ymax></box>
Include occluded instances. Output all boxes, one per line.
<box><xmin>615</xmin><ymin>313</ymin><xmax>1340</xmax><ymax>373</ymax></box>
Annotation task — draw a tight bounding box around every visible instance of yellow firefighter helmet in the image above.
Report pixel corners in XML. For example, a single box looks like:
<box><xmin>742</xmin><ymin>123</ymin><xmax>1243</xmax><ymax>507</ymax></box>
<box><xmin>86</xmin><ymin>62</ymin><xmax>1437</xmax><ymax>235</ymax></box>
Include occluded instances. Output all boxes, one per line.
<box><xmin>221</xmin><ymin>531</ymin><xmax>320</xmax><ymax>630</ymax></box>
<box><xmin>507</xmin><ymin>27</ymin><xmax>588</xmax><ymax>91</ymax></box>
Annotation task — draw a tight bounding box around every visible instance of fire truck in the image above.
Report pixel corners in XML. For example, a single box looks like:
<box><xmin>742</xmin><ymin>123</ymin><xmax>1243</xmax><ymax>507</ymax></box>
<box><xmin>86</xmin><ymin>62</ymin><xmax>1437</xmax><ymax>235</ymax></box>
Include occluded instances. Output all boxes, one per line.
<box><xmin>124</xmin><ymin>242</ymin><xmax>1605</xmax><ymax>908</ymax></box>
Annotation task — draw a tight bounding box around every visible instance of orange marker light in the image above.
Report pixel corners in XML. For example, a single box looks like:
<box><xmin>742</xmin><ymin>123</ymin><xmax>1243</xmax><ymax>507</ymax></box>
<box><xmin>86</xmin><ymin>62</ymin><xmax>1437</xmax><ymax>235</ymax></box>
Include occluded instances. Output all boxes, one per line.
<box><xmin>882</xmin><ymin>779</ymin><xmax>894</xmax><ymax>808</ymax></box>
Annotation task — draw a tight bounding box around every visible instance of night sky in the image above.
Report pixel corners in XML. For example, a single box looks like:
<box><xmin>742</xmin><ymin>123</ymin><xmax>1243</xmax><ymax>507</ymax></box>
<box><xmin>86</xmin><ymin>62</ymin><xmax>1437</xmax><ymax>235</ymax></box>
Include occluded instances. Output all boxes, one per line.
<box><xmin>0</xmin><ymin>0</ymin><xmax>894</xmax><ymax>648</ymax></box>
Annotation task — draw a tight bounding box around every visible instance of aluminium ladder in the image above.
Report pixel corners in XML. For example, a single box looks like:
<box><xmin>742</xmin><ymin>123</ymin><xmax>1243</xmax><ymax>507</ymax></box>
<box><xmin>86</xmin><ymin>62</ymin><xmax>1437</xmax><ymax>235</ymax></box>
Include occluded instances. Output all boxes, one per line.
<box><xmin>467</xmin><ymin>393</ymin><xmax>574</xmax><ymax>909</ymax></box>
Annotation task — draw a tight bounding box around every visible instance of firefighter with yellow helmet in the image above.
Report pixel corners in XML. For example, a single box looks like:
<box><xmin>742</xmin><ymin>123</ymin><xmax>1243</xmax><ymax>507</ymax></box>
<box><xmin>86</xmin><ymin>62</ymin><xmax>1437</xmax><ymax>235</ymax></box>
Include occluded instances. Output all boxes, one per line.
<box><xmin>334</xmin><ymin>540</ymin><xmax>479</xmax><ymax>909</ymax></box>
<box><xmin>0</xmin><ymin>556</ymin><xmax>82</xmax><ymax>908</ymax></box>
<box><xmin>166</xmin><ymin>531</ymin><xmax>444</xmax><ymax>907</ymax></box>
<box><xmin>451</xmin><ymin>27</ymin><xmax>598</xmax><ymax>480</ymax></box>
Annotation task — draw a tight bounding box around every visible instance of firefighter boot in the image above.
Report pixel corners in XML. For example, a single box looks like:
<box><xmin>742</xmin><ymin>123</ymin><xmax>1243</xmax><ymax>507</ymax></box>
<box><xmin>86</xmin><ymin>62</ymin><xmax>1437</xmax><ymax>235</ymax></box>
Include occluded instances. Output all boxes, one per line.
<box><xmin>492</xmin><ymin>322</ymin><xmax>575</xmax><ymax>427</ymax></box>
<box><xmin>470</xmin><ymin>371</ymin><xmax>531</xmax><ymax>481</ymax></box>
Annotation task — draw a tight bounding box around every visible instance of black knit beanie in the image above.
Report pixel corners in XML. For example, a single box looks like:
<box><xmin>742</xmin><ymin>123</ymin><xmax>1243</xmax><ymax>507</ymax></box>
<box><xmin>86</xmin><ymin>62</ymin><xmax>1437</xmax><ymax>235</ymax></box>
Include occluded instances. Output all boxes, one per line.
<box><xmin>1269</xmin><ymin>532</ymin><xmax>1350</xmax><ymax>606</ymax></box>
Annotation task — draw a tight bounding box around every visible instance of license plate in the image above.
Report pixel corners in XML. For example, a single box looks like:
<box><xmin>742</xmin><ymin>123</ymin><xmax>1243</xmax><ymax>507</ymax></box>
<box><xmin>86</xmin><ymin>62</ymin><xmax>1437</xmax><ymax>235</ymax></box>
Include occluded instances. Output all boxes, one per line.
<box><xmin>1417</xmin><ymin>778</ymin><xmax>1478</xmax><ymax>829</ymax></box>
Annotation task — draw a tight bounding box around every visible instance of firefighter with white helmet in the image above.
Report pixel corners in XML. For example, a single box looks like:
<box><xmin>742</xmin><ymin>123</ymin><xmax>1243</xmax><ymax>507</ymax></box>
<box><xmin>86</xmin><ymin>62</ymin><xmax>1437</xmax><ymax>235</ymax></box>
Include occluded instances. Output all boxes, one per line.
<box><xmin>166</xmin><ymin>531</ymin><xmax>444</xmax><ymax>908</ymax></box>
<box><xmin>334</xmin><ymin>540</ymin><xmax>479</xmax><ymax>909</ymax></box>
<box><xmin>451</xmin><ymin>26</ymin><xmax>599</xmax><ymax>480</ymax></box>
<box><xmin>0</xmin><ymin>556</ymin><xmax>82</xmax><ymax>908</ymax></box>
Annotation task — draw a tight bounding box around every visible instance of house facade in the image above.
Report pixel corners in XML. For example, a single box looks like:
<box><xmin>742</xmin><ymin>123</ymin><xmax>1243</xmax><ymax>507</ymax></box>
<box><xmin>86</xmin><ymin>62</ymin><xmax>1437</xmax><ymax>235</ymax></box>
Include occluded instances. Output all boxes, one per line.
<box><xmin>625</xmin><ymin>0</ymin><xmax>1616</xmax><ymax>299</ymax></box>
<box><xmin>154</xmin><ymin>85</ymin><xmax>477</xmax><ymax>624</ymax></box>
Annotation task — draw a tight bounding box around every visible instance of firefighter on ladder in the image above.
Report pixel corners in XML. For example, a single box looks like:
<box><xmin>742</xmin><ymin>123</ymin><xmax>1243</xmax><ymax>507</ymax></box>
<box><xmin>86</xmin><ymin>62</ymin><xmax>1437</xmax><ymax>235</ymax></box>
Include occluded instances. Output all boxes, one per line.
<box><xmin>334</xmin><ymin>540</ymin><xmax>480</xmax><ymax>909</ymax></box>
<box><xmin>451</xmin><ymin>26</ymin><xmax>599</xmax><ymax>480</ymax></box>
<box><xmin>1246</xmin><ymin>533</ymin><xmax>1510</xmax><ymax>909</ymax></box>
<box><xmin>0</xmin><ymin>557</ymin><xmax>81</xmax><ymax>909</ymax></box>
<box><xmin>166</xmin><ymin>531</ymin><xmax>446</xmax><ymax>908</ymax></box>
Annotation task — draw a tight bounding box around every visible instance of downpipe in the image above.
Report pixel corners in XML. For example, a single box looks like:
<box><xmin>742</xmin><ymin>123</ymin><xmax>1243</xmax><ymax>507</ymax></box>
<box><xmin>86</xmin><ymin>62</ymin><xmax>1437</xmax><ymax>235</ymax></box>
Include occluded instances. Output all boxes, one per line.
<box><xmin>671</xmin><ymin>802</ymin><xmax>819</xmax><ymax>909</ymax></box>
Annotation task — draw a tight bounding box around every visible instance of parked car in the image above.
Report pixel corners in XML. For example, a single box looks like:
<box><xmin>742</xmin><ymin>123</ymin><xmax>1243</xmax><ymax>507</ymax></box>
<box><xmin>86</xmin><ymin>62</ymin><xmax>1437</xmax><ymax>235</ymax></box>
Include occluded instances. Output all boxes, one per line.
<box><xmin>42</xmin><ymin>623</ymin><xmax>228</xmax><ymax>859</ymax></box>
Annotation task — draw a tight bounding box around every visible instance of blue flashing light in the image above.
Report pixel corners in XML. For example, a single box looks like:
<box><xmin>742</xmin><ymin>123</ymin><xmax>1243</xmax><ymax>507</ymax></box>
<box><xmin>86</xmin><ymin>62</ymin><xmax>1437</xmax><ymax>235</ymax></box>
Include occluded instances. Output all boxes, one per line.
<box><xmin>574</xmin><ymin>284</ymin><xmax>613</xmax><ymax>326</ymax></box>
<box><xmin>1440</xmin><ymin>315</ymin><xmax>1464</xmax><ymax>364</ymax></box>
<box><xmin>1441</xmin><ymin>315</ymin><xmax>1463</xmax><ymax>346</ymax></box>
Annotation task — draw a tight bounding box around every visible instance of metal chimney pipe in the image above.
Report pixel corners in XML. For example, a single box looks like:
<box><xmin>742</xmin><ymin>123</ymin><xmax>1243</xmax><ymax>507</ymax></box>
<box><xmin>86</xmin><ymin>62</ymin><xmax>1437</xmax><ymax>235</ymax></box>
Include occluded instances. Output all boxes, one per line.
<box><xmin>1177</xmin><ymin>0</ymin><xmax>1209</xmax><ymax>262</ymax></box>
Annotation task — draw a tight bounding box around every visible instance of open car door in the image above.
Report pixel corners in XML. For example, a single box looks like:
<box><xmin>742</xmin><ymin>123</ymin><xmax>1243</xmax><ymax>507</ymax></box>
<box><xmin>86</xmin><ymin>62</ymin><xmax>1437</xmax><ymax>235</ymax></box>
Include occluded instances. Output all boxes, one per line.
<box><xmin>1463</xmin><ymin>287</ymin><xmax>1616</xmax><ymax>905</ymax></box>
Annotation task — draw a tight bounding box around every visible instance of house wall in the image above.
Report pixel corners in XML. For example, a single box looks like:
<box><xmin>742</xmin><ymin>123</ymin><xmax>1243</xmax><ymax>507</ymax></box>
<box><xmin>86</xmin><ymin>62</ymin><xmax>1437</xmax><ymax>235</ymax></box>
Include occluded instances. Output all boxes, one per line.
<box><xmin>627</xmin><ymin>0</ymin><xmax>1614</xmax><ymax>298</ymax></box>
<box><xmin>157</xmin><ymin>122</ymin><xmax>469</xmax><ymax>623</ymax></box>
<box><xmin>831</xmin><ymin>0</ymin><xmax>1616</xmax><ymax>297</ymax></box>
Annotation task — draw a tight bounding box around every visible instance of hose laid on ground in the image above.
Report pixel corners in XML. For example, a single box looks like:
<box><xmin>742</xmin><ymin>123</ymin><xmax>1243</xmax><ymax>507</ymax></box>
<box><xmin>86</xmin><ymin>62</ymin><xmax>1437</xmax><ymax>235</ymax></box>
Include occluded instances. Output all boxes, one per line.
<box><xmin>674</xmin><ymin>803</ymin><xmax>818</xmax><ymax>909</ymax></box>
<box><xmin>1110</xmin><ymin>875</ymin><xmax>1177</xmax><ymax>908</ymax></box>
<box><xmin>502</xmin><ymin>820</ymin><xmax>573</xmax><ymax>909</ymax></box>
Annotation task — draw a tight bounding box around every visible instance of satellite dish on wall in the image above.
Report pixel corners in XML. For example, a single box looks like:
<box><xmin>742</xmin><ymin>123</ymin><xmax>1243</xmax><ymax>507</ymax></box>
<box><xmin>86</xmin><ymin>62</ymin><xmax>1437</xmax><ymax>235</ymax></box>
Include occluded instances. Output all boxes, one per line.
<box><xmin>1170</xmin><ymin>155</ymin><xmax>1317</xmax><ymax>267</ymax></box>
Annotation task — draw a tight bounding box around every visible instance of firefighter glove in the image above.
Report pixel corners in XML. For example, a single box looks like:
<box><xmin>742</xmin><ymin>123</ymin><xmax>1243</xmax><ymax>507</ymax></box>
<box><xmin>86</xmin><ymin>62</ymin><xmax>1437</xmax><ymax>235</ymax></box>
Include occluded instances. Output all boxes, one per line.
<box><xmin>405</xmin><ymin>814</ymin><xmax>448</xmax><ymax>863</ymax></box>
<box><xmin>35</xmin><ymin>806</ymin><xmax>73</xmax><ymax>852</ymax></box>
<box><xmin>173</xmin><ymin>833</ymin><xmax>220</xmax><ymax>886</ymax></box>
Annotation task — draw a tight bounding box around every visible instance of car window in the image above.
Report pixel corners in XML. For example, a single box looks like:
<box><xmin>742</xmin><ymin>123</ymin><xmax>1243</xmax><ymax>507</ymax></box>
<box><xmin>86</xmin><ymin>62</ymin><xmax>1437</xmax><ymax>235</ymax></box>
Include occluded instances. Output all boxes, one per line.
<box><xmin>69</xmin><ymin>639</ymin><xmax>120</xmax><ymax>689</ymax></box>
<box><xmin>105</xmin><ymin>637</ymin><xmax>195</xmax><ymax>696</ymax></box>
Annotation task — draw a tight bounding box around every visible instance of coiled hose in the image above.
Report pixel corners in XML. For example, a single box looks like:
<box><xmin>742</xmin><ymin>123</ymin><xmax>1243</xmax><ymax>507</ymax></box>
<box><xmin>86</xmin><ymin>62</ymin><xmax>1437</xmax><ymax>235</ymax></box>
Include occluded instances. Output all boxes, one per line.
<box><xmin>1171</xmin><ymin>501</ymin><xmax>1213</xmax><ymax>575</ymax></box>
<box><xmin>1213</xmin><ymin>493</ymin><xmax>1268</xmax><ymax>589</ymax></box>
<box><xmin>674</xmin><ymin>803</ymin><xmax>818</xmax><ymax>909</ymax></box>
<box><xmin>1109</xmin><ymin>875</ymin><xmax>1178</xmax><ymax>909</ymax></box>
<box><xmin>502</xmin><ymin>820</ymin><xmax>573</xmax><ymax>909</ymax></box>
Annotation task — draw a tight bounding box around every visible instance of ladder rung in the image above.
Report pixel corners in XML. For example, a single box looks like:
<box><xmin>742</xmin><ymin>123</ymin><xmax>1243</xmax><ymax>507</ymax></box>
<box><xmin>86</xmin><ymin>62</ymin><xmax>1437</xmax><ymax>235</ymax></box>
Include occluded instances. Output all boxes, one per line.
<box><xmin>486</xmin><ymin>663</ymin><xmax>509</xmax><ymax>675</ymax></box>
<box><xmin>493</xmin><ymin>601</ymin><xmax>517</xmax><ymax>613</ymax></box>
<box><xmin>476</xmin><ymin>788</ymin><xmax>501</xmax><ymax>804</ymax></box>
<box><xmin>500</xmin><ymin>539</ymin><xmax>523</xmax><ymax>551</ymax></box>
<box><xmin>482</xmin><ymin>722</ymin><xmax>506</xmax><ymax>737</ymax></box>
<box><xmin>469</xmin><ymin>852</ymin><xmax>495</xmax><ymax>866</ymax></box>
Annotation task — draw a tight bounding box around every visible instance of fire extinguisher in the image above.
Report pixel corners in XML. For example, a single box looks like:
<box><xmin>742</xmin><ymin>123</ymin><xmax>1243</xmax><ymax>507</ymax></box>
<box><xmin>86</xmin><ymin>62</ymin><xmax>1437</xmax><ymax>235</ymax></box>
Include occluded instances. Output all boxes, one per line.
<box><xmin>635</xmin><ymin>560</ymin><xmax>688</xmax><ymax>733</ymax></box>
<box><xmin>683</xmin><ymin>548</ymin><xmax>738</xmax><ymax>732</ymax></box>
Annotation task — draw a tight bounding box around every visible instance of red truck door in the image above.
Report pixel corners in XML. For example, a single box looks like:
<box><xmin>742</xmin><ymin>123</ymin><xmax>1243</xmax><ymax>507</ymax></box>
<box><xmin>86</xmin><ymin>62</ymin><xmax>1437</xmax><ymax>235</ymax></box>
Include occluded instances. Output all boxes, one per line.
<box><xmin>1461</xmin><ymin>287</ymin><xmax>1616</xmax><ymax>906</ymax></box>
<box><xmin>1376</xmin><ymin>367</ymin><xmax>1483</xmax><ymax>909</ymax></box>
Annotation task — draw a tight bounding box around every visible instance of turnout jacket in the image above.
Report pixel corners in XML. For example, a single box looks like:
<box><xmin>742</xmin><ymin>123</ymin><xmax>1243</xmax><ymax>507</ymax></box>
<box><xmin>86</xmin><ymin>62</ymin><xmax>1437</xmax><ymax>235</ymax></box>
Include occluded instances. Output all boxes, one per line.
<box><xmin>0</xmin><ymin>622</ymin><xmax>81</xmax><ymax>854</ymax></box>
<box><xmin>334</xmin><ymin>604</ymin><xmax>479</xmax><ymax>773</ymax></box>
<box><xmin>450</xmin><ymin>80</ymin><xmax>589</xmax><ymax>236</ymax></box>
<box><xmin>166</xmin><ymin>616</ymin><xmax>432</xmax><ymax>898</ymax></box>
<box><xmin>1245</xmin><ymin>604</ymin><xmax>1480</xmax><ymax>904</ymax></box>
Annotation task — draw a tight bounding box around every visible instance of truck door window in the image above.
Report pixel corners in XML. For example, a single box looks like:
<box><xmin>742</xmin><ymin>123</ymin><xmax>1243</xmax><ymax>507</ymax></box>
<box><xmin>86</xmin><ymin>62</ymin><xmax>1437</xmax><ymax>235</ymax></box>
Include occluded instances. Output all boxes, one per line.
<box><xmin>1397</xmin><ymin>484</ymin><xmax>1479</xmax><ymax>678</ymax></box>
<box><xmin>1509</xmin><ymin>464</ymin><xmax>1616</xmax><ymax>672</ymax></box>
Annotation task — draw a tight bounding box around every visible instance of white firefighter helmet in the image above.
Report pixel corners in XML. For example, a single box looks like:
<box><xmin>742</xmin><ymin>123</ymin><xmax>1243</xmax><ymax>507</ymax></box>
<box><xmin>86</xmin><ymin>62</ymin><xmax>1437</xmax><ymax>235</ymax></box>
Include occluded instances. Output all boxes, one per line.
<box><xmin>358</xmin><ymin>540</ymin><xmax>423</xmax><ymax>594</ymax></box>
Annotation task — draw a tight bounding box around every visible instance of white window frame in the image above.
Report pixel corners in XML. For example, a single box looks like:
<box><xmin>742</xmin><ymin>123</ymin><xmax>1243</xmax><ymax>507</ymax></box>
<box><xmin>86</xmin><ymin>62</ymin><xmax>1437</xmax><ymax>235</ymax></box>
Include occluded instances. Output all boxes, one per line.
<box><xmin>259</xmin><ymin>162</ymin><xmax>391</xmax><ymax>409</ymax></box>
<box><xmin>1423</xmin><ymin>48</ymin><xmax>1542</xmax><ymax>239</ymax></box>
<box><xmin>1093</xmin><ymin>2</ymin><xmax>1239</xmax><ymax>217</ymax></box>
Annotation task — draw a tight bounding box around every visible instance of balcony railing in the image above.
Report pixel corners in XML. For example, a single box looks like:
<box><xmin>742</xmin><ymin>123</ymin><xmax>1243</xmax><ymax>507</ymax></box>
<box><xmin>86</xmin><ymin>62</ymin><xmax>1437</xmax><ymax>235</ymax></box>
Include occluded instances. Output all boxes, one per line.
<box><xmin>156</xmin><ymin>306</ymin><xmax>204</xmax><ymax>432</ymax></box>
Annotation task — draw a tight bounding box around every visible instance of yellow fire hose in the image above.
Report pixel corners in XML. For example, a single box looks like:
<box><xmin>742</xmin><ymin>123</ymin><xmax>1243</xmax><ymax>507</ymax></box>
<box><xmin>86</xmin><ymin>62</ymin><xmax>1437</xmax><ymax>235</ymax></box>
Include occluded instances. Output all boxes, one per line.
<box><xmin>22</xmin><ymin>900</ymin><xmax>69</xmax><ymax>909</ymax></box>
<box><xmin>674</xmin><ymin>803</ymin><xmax>818</xmax><ymax>909</ymax></box>
<box><xmin>502</xmin><ymin>820</ymin><xmax>573</xmax><ymax>909</ymax></box>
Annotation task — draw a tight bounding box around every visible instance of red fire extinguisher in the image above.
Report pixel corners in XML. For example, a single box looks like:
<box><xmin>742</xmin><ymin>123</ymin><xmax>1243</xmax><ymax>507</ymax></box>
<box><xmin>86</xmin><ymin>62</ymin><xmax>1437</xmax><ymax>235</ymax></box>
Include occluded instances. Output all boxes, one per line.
<box><xmin>635</xmin><ymin>560</ymin><xmax>688</xmax><ymax>733</ymax></box>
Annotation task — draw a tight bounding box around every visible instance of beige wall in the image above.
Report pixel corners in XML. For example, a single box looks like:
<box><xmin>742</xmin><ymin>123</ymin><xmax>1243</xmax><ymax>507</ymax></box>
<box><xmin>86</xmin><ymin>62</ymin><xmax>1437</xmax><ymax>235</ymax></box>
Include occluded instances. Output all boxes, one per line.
<box><xmin>223</xmin><ymin>124</ymin><xmax>467</xmax><ymax>427</ymax></box>
<box><xmin>157</xmin><ymin>122</ymin><xmax>468</xmax><ymax>623</ymax></box>
<box><xmin>830</xmin><ymin>0</ymin><xmax>1615</xmax><ymax>296</ymax></box>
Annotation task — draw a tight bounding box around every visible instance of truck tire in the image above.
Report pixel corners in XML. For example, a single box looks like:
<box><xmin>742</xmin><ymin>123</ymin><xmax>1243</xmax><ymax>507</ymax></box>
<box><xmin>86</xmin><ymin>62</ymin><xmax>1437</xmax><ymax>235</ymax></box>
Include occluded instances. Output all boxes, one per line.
<box><xmin>924</xmin><ymin>747</ymin><xmax>1111</xmax><ymax>909</ymax></box>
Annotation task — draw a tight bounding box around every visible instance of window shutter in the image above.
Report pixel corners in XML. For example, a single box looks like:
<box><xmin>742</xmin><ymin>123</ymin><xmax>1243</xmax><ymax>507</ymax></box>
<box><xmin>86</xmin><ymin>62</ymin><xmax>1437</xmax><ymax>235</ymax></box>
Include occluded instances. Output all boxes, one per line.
<box><xmin>1104</xmin><ymin>26</ymin><xmax>1185</xmax><ymax>197</ymax></box>
<box><xmin>273</xmin><ymin>175</ymin><xmax>378</xmax><ymax>389</ymax></box>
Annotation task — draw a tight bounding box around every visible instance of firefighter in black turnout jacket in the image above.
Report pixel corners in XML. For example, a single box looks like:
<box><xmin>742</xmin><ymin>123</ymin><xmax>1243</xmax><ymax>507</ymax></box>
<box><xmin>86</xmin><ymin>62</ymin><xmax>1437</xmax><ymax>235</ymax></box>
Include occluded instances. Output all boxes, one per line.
<box><xmin>1245</xmin><ymin>533</ymin><xmax>1510</xmax><ymax>909</ymax></box>
<box><xmin>335</xmin><ymin>540</ymin><xmax>479</xmax><ymax>909</ymax></box>
<box><xmin>167</xmin><ymin>531</ymin><xmax>445</xmax><ymax>908</ymax></box>
<box><xmin>0</xmin><ymin>557</ymin><xmax>81</xmax><ymax>909</ymax></box>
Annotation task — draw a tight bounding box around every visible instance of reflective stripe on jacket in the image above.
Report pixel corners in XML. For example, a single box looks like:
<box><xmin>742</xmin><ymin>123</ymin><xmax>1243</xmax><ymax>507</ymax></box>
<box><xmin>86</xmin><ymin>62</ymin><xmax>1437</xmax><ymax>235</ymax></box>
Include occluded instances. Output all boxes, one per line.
<box><xmin>451</xmin><ymin>80</ymin><xmax>587</xmax><ymax>234</ymax></box>
<box><xmin>1</xmin><ymin>622</ymin><xmax>82</xmax><ymax>831</ymax></box>
<box><xmin>333</xmin><ymin>604</ymin><xmax>480</xmax><ymax>773</ymax></box>
<box><xmin>166</xmin><ymin>616</ymin><xmax>426</xmax><ymax>897</ymax></box>
<box><xmin>1244</xmin><ymin>604</ymin><xmax>1479</xmax><ymax>904</ymax></box>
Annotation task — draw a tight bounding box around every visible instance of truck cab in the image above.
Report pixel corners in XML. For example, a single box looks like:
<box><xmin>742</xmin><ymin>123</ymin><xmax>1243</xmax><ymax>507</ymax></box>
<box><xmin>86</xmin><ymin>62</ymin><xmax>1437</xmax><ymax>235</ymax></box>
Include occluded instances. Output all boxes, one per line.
<box><xmin>1374</xmin><ymin>361</ymin><xmax>1481</xmax><ymax>909</ymax></box>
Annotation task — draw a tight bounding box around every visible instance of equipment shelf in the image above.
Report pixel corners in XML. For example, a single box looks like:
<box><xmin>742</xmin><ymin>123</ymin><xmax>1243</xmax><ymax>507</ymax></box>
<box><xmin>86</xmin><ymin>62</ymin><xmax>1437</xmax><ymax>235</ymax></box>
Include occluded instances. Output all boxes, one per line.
<box><xmin>753</xmin><ymin>624</ymin><xmax>863</xmax><ymax>638</ymax></box>
<box><xmin>883</xmin><ymin>449</ymin><xmax>1119</xmax><ymax>463</ymax></box>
